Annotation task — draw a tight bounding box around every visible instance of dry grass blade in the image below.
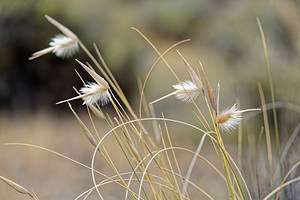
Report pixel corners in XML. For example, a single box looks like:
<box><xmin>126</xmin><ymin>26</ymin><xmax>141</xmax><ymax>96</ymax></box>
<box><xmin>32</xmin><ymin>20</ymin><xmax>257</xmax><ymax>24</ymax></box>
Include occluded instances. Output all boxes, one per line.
<box><xmin>257</xmin><ymin>82</ymin><xmax>274</xmax><ymax>190</ymax></box>
<box><xmin>257</xmin><ymin>17</ymin><xmax>282</xmax><ymax>197</ymax></box>
<box><xmin>0</xmin><ymin>175</ymin><xmax>36</xmax><ymax>199</ymax></box>
<box><xmin>93</xmin><ymin>43</ymin><xmax>124</xmax><ymax>97</ymax></box>
<box><xmin>0</xmin><ymin>175</ymin><xmax>29</xmax><ymax>194</ymax></box>
<box><xmin>181</xmin><ymin>131</ymin><xmax>214</xmax><ymax>195</ymax></box>
<box><xmin>199</xmin><ymin>61</ymin><xmax>217</xmax><ymax>112</ymax></box>
<box><xmin>75</xmin><ymin>59</ymin><xmax>109</xmax><ymax>89</ymax></box>
<box><xmin>176</xmin><ymin>50</ymin><xmax>204</xmax><ymax>91</ymax></box>
<box><xmin>28</xmin><ymin>47</ymin><xmax>55</xmax><ymax>60</ymax></box>
<box><xmin>55</xmin><ymin>93</ymin><xmax>91</xmax><ymax>105</ymax></box>
<box><xmin>216</xmin><ymin>81</ymin><xmax>220</xmax><ymax>115</ymax></box>
<box><xmin>263</xmin><ymin>177</ymin><xmax>300</xmax><ymax>200</ymax></box>
<box><xmin>160</xmin><ymin>115</ymin><xmax>185</xmax><ymax>199</ymax></box>
<box><xmin>275</xmin><ymin>160</ymin><xmax>300</xmax><ymax>200</ymax></box>
<box><xmin>256</xmin><ymin>126</ymin><xmax>265</xmax><ymax>199</ymax></box>
<box><xmin>45</xmin><ymin>15</ymin><xmax>78</xmax><ymax>40</ymax></box>
<box><xmin>280</xmin><ymin>123</ymin><xmax>300</xmax><ymax>162</ymax></box>
<box><xmin>67</xmin><ymin>102</ymin><xmax>98</xmax><ymax>149</ymax></box>
<box><xmin>245</xmin><ymin>102</ymin><xmax>300</xmax><ymax>120</ymax></box>
<box><xmin>88</xmin><ymin>104</ymin><xmax>105</xmax><ymax>119</ymax></box>
<box><xmin>237</xmin><ymin>105</ymin><xmax>243</xmax><ymax>169</ymax></box>
<box><xmin>149</xmin><ymin>91</ymin><xmax>178</xmax><ymax>104</ymax></box>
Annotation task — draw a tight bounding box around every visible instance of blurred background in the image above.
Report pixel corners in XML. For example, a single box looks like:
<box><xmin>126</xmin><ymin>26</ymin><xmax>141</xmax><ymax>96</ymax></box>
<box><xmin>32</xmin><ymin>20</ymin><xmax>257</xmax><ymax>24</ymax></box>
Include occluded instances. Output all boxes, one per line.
<box><xmin>1</xmin><ymin>0</ymin><xmax>300</xmax><ymax>199</ymax></box>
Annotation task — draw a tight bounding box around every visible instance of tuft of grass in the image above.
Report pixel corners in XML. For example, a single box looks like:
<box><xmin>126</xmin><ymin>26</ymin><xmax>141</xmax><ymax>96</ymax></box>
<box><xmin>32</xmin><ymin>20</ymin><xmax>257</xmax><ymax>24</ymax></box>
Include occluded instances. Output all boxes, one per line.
<box><xmin>2</xmin><ymin>14</ymin><xmax>299</xmax><ymax>200</ymax></box>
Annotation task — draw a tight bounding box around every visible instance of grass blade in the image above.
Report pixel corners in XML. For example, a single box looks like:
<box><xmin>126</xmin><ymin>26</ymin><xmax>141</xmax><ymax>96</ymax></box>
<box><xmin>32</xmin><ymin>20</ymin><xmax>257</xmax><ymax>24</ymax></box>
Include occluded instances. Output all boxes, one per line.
<box><xmin>257</xmin><ymin>18</ymin><xmax>283</xmax><ymax>199</ymax></box>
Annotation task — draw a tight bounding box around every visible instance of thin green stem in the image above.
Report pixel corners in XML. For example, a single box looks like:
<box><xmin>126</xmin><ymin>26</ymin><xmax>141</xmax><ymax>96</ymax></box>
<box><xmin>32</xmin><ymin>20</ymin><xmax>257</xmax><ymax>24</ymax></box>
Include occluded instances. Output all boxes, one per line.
<box><xmin>257</xmin><ymin>17</ymin><xmax>284</xmax><ymax>199</ymax></box>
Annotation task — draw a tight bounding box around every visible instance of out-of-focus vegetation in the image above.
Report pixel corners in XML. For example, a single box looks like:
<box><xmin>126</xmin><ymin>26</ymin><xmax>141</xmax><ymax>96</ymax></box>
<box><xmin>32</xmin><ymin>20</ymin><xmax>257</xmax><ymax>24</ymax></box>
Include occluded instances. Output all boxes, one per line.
<box><xmin>1</xmin><ymin>0</ymin><xmax>300</xmax><ymax>199</ymax></box>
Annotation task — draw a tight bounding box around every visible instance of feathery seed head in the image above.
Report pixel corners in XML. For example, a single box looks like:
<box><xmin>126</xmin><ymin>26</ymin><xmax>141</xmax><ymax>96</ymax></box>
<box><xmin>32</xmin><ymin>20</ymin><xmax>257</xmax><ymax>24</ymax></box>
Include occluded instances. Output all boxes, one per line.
<box><xmin>80</xmin><ymin>82</ymin><xmax>111</xmax><ymax>106</ymax></box>
<box><xmin>50</xmin><ymin>34</ymin><xmax>79</xmax><ymax>58</ymax></box>
<box><xmin>55</xmin><ymin>83</ymin><xmax>110</xmax><ymax>106</ymax></box>
<box><xmin>173</xmin><ymin>80</ymin><xmax>201</xmax><ymax>103</ymax></box>
<box><xmin>151</xmin><ymin>51</ymin><xmax>204</xmax><ymax>104</ymax></box>
<box><xmin>217</xmin><ymin>104</ymin><xmax>261</xmax><ymax>133</ymax></box>
<box><xmin>29</xmin><ymin>15</ymin><xmax>79</xmax><ymax>60</ymax></box>
<box><xmin>150</xmin><ymin>80</ymin><xmax>202</xmax><ymax>104</ymax></box>
<box><xmin>55</xmin><ymin>60</ymin><xmax>110</xmax><ymax>106</ymax></box>
<box><xmin>217</xmin><ymin>104</ymin><xmax>242</xmax><ymax>132</ymax></box>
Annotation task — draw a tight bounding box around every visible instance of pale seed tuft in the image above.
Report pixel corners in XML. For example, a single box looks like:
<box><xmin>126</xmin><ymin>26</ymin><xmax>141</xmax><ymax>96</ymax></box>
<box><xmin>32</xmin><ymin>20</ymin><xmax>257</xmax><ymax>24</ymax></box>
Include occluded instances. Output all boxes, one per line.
<box><xmin>217</xmin><ymin>104</ymin><xmax>261</xmax><ymax>133</ymax></box>
<box><xmin>29</xmin><ymin>15</ymin><xmax>79</xmax><ymax>60</ymax></box>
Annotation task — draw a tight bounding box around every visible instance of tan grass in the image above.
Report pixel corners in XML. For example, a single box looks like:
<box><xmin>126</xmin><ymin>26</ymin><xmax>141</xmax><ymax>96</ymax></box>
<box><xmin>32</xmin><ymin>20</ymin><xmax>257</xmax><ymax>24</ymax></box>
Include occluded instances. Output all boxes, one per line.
<box><xmin>3</xmin><ymin>14</ymin><xmax>299</xmax><ymax>200</ymax></box>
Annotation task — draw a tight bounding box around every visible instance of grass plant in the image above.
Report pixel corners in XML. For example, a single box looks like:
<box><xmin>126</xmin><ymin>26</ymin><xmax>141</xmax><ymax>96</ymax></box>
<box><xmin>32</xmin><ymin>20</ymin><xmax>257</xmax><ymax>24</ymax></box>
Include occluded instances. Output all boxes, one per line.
<box><xmin>1</xmin><ymin>15</ymin><xmax>300</xmax><ymax>200</ymax></box>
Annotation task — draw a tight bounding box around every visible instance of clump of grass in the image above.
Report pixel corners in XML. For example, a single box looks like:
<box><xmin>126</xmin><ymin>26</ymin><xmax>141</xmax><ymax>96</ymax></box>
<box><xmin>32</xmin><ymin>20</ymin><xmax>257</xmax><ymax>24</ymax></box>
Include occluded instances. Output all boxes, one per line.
<box><xmin>2</xmin><ymin>15</ymin><xmax>300</xmax><ymax>200</ymax></box>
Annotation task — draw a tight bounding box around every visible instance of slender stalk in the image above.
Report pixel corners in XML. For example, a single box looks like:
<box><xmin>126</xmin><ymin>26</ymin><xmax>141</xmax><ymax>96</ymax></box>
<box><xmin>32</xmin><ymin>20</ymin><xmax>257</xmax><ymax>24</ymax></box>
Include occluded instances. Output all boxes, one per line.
<box><xmin>217</xmin><ymin>132</ymin><xmax>236</xmax><ymax>199</ymax></box>
<box><xmin>276</xmin><ymin>160</ymin><xmax>300</xmax><ymax>200</ymax></box>
<box><xmin>258</xmin><ymin>82</ymin><xmax>274</xmax><ymax>192</ymax></box>
<box><xmin>257</xmin><ymin>17</ymin><xmax>283</xmax><ymax>199</ymax></box>
<box><xmin>109</xmin><ymin>97</ymin><xmax>151</xmax><ymax>200</ymax></box>
<box><xmin>238</xmin><ymin>121</ymin><xmax>243</xmax><ymax>169</ymax></box>
<box><xmin>163</xmin><ymin>118</ymin><xmax>187</xmax><ymax>199</ymax></box>
<box><xmin>181</xmin><ymin>132</ymin><xmax>213</xmax><ymax>196</ymax></box>
<box><xmin>263</xmin><ymin>177</ymin><xmax>300</xmax><ymax>200</ymax></box>
<box><xmin>160</xmin><ymin>120</ymin><xmax>182</xmax><ymax>200</ymax></box>
<box><xmin>237</xmin><ymin>100</ymin><xmax>243</xmax><ymax>169</ymax></box>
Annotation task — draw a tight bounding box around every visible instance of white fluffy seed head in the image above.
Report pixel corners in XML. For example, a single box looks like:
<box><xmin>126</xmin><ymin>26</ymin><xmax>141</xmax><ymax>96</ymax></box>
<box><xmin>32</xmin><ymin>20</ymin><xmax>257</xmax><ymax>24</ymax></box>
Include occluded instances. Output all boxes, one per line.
<box><xmin>29</xmin><ymin>15</ymin><xmax>80</xmax><ymax>60</ymax></box>
<box><xmin>50</xmin><ymin>34</ymin><xmax>79</xmax><ymax>58</ymax></box>
<box><xmin>172</xmin><ymin>80</ymin><xmax>201</xmax><ymax>103</ymax></box>
<box><xmin>80</xmin><ymin>82</ymin><xmax>110</xmax><ymax>106</ymax></box>
<box><xmin>217</xmin><ymin>104</ymin><xmax>242</xmax><ymax>133</ymax></box>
